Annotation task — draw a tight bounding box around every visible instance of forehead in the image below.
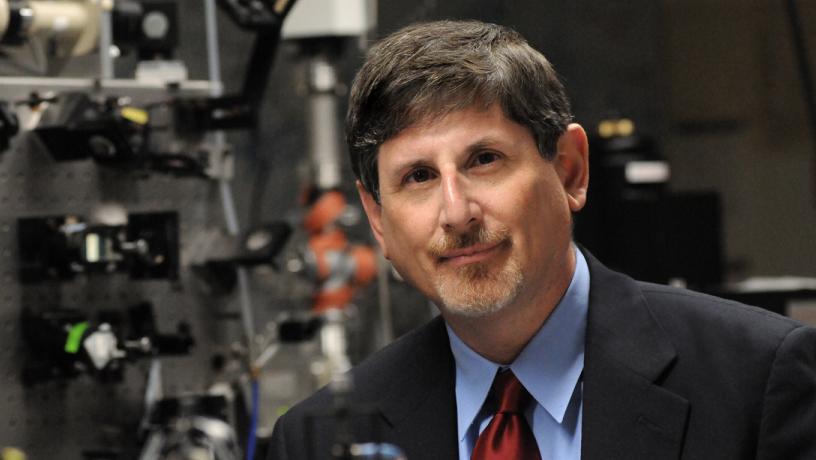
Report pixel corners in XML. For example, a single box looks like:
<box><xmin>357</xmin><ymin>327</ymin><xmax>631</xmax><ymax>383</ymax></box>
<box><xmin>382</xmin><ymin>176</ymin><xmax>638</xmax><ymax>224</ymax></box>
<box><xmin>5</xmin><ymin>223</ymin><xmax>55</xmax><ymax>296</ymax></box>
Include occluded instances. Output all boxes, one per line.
<box><xmin>378</xmin><ymin>105</ymin><xmax>533</xmax><ymax>164</ymax></box>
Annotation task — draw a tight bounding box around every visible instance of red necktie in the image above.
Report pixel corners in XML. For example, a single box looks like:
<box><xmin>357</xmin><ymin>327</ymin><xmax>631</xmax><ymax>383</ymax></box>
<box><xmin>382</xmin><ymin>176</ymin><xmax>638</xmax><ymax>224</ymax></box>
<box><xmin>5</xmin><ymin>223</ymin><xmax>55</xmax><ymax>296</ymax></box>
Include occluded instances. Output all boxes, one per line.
<box><xmin>471</xmin><ymin>370</ymin><xmax>541</xmax><ymax>460</ymax></box>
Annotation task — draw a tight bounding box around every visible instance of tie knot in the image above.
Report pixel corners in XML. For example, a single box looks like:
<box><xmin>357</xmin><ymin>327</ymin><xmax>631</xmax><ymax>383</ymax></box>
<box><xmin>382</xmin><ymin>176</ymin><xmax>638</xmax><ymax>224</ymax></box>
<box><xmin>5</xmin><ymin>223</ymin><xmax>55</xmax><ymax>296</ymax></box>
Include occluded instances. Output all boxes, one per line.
<box><xmin>491</xmin><ymin>370</ymin><xmax>532</xmax><ymax>414</ymax></box>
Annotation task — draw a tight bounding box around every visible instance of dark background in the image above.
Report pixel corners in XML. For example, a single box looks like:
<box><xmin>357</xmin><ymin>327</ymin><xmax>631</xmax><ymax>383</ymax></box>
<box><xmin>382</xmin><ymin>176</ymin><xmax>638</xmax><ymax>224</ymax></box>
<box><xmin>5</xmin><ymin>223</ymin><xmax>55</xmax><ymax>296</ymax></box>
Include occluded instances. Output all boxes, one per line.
<box><xmin>222</xmin><ymin>0</ymin><xmax>816</xmax><ymax>281</ymax></box>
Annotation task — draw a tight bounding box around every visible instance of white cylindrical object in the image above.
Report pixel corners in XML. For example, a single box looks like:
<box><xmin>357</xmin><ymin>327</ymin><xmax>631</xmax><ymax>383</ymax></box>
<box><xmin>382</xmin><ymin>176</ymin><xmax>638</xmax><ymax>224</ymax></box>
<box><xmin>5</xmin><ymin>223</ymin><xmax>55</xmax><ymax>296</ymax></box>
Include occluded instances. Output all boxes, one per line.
<box><xmin>308</xmin><ymin>56</ymin><xmax>342</xmax><ymax>190</ymax></box>
<box><xmin>28</xmin><ymin>3</ymin><xmax>88</xmax><ymax>34</ymax></box>
<box><xmin>29</xmin><ymin>1</ymin><xmax>101</xmax><ymax>57</ymax></box>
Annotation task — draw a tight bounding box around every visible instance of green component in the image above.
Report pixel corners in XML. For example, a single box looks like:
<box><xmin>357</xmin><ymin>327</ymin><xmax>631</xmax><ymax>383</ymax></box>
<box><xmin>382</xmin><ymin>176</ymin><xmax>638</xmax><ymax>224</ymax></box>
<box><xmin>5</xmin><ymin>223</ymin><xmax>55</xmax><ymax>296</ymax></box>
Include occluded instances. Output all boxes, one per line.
<box><xmin>64</xmin><ymin>322</ymin><xmax>89</xmax><ymax>354</ymax></box>
<box><xmin>276</xmin><ymin>405</ymin><xmax>290</xmax><ymax>417</ymax></box>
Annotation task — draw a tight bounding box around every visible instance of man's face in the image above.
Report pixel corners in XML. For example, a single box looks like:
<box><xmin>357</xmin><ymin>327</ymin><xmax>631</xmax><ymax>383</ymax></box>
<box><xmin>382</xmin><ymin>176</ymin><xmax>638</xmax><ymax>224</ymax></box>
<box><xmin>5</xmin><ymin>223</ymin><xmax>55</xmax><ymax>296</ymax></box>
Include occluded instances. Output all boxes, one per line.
<box><xmin>358</xmin><ymin>104</ymin><xmax>588</xmax><ymax>318</ymax></box>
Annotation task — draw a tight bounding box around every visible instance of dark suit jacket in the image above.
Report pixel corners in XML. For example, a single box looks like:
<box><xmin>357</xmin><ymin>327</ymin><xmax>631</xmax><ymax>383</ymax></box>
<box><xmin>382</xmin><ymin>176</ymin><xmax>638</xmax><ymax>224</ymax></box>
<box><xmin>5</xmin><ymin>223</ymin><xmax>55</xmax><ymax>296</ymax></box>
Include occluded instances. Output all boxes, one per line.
<box><xmin>268</xmin><ymin>252</ymin><xmax>816</xmax><ymax>459</ymax></box>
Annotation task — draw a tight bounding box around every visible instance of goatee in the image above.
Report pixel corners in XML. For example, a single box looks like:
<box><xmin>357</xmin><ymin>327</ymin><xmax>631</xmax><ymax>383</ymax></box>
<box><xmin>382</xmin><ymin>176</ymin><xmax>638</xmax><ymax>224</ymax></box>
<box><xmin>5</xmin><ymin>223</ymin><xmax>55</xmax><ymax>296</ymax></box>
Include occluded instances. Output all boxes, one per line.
<box><xmin>429</xmin><ymin>226</ymin><xmax>523</xmax><ymax>317</ymax></box>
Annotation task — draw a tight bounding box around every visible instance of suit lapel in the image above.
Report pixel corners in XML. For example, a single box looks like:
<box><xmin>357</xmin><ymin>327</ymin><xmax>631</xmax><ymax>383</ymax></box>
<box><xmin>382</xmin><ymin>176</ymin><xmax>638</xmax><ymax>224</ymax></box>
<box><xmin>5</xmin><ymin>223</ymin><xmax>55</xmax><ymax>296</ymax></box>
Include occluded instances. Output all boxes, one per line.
<box><xmin>581</xmin><ymin>251</ymin><xmax>690</xmax><ymax>460</ymax></box>
<box><xmin>374</xmin><ymin>317</ymin><xmax>460</xmax><ymax>458</ymax></box>
<box><xmin>364</xmin><ymin>252</ymin><xmax>691</xmax><ymax>459</ymax></box>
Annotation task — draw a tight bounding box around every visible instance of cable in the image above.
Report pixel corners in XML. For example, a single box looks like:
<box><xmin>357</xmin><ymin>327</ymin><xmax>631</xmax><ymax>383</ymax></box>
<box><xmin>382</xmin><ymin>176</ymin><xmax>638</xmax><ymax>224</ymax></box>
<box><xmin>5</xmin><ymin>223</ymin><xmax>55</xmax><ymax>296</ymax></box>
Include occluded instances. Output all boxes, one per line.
<box><xmin>245</xmin><ymin>377</ymin><xmax>260</xmax><ymax>460</ymax></box>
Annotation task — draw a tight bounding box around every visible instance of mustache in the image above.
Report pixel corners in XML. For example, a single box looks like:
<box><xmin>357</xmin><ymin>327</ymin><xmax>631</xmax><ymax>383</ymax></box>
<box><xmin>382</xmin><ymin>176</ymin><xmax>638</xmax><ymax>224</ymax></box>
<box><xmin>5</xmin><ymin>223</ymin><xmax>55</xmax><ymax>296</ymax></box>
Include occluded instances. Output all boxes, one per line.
<box><xmin>428</xmin><ymin>226</ymin><xmax>511</xmax><ymax>258</ymax></box>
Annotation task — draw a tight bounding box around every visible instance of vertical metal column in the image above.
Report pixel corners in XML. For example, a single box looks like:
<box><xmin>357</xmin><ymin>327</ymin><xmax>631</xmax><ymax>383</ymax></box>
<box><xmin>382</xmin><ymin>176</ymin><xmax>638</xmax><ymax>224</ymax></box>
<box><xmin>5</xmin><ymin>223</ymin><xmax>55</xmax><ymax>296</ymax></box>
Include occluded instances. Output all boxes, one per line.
<box><xmin>203</xmin><ymin>0</ymin><xmax>256</xmax><ymax>351</ymax></box>
<box><xmin>307</xmin><ymin>54</ymin><xmax>342</xmax><ymax>190</ymax></box>
<box><xmin>98</xmin><ymin>0</ymin><xmax>114</xmax><ymax>79</ymax></box>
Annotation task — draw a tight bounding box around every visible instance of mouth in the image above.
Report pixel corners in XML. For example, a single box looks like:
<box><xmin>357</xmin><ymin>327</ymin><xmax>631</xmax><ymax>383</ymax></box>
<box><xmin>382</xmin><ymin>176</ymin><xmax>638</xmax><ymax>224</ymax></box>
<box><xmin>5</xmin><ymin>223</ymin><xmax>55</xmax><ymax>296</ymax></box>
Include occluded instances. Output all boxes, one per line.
<box><xmin>437</xmin><ymin>240</ymin><xmax>507</xmax><ymax>267</ymax></box>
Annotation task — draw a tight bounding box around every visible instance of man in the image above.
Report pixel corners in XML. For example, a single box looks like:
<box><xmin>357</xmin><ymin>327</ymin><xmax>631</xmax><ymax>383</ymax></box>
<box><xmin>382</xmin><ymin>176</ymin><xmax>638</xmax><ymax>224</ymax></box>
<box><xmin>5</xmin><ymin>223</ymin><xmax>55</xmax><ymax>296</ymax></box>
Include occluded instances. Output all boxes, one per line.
<box><xmin>269</xmin><ymin>20</ymin><xmax>816</xmax><ymax>459</ymax></box>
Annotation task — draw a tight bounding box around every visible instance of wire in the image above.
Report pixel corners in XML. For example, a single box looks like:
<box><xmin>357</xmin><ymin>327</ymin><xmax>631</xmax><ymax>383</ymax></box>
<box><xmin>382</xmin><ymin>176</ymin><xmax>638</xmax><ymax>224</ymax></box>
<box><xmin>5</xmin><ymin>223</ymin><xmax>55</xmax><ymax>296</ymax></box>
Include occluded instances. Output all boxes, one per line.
<box><xmin>245</xmin><ymin>377</ymin><xmax>260</xmax><ymax>460</ymax></box>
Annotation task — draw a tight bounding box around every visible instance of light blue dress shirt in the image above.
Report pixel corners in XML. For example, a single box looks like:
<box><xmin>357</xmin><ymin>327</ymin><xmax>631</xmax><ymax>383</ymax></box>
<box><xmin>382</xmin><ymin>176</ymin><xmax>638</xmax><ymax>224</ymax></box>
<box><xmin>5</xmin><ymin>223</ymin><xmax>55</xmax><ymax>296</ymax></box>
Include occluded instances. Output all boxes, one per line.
<box><xmin>446</xmin><ymin>246</ymin><xmax>589</xmax><ymax>460</ymax></box>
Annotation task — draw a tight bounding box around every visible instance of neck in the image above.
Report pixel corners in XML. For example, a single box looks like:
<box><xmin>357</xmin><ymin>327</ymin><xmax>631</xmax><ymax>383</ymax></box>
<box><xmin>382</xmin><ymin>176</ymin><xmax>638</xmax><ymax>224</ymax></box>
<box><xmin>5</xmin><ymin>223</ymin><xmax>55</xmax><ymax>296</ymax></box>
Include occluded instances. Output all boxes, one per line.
<box><xmin>444</xmin><ymin>246</ymin><xmax>576</xmax><ymax>364</ymax></box>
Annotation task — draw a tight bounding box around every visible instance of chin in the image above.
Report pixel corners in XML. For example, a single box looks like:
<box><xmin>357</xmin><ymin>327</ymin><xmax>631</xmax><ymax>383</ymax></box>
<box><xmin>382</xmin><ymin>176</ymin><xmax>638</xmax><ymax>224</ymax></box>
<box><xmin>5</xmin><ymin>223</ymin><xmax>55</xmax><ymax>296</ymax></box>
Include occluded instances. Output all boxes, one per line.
<box><xmin>440</xmin><ymin>295</ymin><xmax>516</xmax><ymax>318</ymax></box>
<box><xmin>434</xmin><ymin>258</ymin><xmax>524</xmax><ymax>318</ymax></box>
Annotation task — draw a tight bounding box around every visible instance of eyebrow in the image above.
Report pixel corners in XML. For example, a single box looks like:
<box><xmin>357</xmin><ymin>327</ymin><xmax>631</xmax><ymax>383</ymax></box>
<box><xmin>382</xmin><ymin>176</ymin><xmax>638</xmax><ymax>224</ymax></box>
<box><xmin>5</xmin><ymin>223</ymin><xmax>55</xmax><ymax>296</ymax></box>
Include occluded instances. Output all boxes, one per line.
<box><xmin>466</xmin><ymin>138</ymin><xmax>500</xmax><ymax>155</ymax></box>
<box><xmin>385</xmin><ymin>136</ymin><xmax>504</xmax><ymax>181</ymax></box>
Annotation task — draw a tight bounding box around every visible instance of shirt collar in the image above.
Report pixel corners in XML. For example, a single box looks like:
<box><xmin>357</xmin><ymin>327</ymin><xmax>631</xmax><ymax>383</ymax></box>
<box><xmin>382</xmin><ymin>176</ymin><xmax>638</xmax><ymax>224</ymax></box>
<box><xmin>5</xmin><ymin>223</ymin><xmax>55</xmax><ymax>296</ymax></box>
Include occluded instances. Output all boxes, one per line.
<box><xmin>446</xmin><ymin>246</ymin><xmax>589</xmax><ymax>441</ymax></box>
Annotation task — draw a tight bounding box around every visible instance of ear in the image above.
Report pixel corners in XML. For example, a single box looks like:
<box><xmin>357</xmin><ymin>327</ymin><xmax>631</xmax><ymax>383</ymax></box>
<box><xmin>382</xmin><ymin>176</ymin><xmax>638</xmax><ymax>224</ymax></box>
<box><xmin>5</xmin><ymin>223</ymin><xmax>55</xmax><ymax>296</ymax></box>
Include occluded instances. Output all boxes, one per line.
<box><xmin>555</xmin><ymin>123</ymin><xmax>589</xmax><ymax>212</ymax></box>
<box><xmin>356</xmin><ymin>180</ymin><xmax>389</xmax><ymax>259</ymax></box>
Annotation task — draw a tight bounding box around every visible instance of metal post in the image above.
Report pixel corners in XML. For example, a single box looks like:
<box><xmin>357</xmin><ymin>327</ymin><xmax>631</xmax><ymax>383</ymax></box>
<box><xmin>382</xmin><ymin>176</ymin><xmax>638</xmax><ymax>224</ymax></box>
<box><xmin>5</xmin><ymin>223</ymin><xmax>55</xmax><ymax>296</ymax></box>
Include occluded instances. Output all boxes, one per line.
<box><xmin>98</xmin><ymin>1</ymin><xmax>114</xmax><ymax>79</ymax></box>
<box><xmin>203</xmin><ymin>0</ymin><xmax>256</xmax><ymax>350</ymax></box>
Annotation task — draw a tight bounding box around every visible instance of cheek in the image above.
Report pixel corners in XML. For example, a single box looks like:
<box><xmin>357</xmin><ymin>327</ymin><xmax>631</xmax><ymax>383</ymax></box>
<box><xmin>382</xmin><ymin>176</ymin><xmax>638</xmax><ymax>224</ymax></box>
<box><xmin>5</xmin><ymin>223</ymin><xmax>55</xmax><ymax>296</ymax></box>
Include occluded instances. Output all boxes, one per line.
<box><xmin>503</xmin><ymin>175</ymin><xmax>571</xmax><ymax>245</ymax></box>
<box><xmin>381</xmin><ymin>204</ymin><xmax>433</xmax><ymax>256</ymax></box>
<box><xmin>379</xmin><ymin>208</ymin><xmax>440</xmax><ymax>295</ymax></box>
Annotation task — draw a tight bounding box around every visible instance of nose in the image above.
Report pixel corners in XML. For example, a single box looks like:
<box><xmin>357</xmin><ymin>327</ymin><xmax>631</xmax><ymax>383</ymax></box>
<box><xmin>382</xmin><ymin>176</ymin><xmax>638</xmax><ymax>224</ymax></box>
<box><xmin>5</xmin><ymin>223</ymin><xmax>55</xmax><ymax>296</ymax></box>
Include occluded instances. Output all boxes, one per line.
<box><xmin>439</xmin><ymin>172</ymin><xmax>482</xmax><ymax>233</ymax></box>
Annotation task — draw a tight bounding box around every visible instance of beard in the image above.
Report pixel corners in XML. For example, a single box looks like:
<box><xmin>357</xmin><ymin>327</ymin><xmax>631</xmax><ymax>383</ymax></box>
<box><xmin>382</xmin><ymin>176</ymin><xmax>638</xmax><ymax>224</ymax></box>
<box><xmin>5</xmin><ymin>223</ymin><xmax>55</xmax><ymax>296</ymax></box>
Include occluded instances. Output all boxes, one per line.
<box><xmin>429</xmin><ymin>226</ymin><xmax>524</xmax><ymax>317</ymax></box>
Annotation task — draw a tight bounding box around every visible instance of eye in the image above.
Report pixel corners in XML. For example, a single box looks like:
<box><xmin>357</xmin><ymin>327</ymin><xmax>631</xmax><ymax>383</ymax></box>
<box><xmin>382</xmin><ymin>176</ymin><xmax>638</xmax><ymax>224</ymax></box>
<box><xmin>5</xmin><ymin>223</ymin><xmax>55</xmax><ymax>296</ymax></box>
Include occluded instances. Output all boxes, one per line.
<box><xmin>405</xmin><ymin>168</ymin><xmax>434</xmax><ymax>184</ymax></box>
<box><xmin>473</xmin><ymin>152</ymin><xmax>499</xmax><ymax>166</ymax></box>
